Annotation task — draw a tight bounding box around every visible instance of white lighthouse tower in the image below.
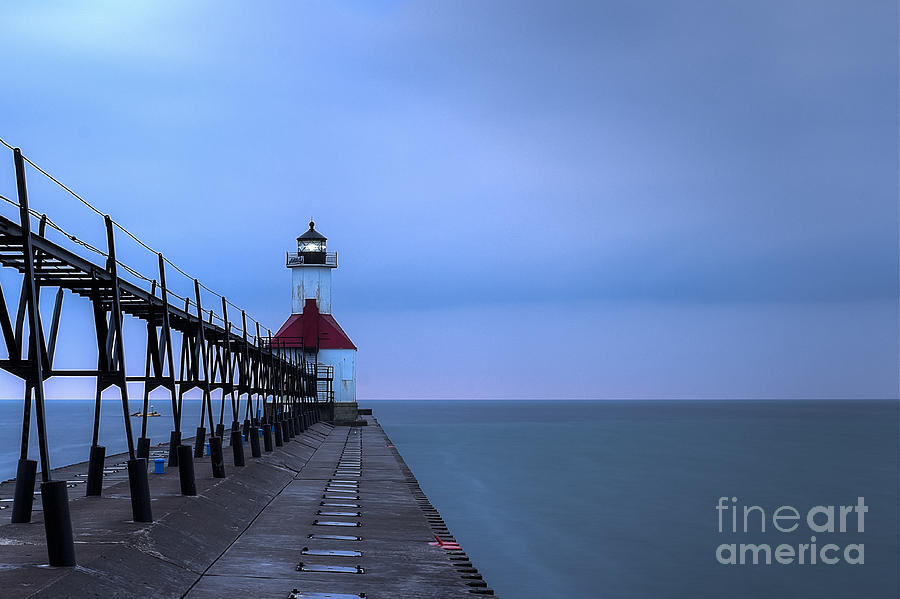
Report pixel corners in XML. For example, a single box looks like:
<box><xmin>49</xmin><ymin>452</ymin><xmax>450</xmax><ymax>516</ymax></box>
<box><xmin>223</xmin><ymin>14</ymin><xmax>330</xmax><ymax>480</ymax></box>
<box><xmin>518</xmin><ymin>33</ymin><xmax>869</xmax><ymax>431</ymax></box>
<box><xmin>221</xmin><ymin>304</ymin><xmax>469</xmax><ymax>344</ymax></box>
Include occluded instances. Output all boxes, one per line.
<box><xmin>273</xmin><ymin>221</ymin><xmax>357</xmax><ymax>415</ymax></box>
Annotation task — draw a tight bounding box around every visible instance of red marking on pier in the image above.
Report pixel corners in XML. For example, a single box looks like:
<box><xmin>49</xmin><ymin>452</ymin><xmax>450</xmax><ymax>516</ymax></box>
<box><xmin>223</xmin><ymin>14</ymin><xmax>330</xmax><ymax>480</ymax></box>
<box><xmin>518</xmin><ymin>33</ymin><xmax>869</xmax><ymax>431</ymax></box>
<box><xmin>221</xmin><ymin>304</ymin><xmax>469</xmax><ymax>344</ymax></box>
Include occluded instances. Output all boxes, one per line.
<box><xmin>429</xmin><ymin>534</ymin><xmax>461</xmax><ymax>550</ymax></box>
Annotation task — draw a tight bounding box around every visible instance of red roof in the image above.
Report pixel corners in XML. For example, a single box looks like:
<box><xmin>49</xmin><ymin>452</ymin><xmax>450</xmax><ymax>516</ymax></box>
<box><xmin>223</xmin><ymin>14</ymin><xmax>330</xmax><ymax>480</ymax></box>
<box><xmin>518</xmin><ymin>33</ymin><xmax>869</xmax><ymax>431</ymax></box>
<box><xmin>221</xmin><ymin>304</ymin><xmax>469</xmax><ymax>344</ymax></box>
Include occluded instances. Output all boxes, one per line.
<box><xmin>272</xmin><ymin>299</ymin><xmax>357</xmax><ymax>350</ymax></box>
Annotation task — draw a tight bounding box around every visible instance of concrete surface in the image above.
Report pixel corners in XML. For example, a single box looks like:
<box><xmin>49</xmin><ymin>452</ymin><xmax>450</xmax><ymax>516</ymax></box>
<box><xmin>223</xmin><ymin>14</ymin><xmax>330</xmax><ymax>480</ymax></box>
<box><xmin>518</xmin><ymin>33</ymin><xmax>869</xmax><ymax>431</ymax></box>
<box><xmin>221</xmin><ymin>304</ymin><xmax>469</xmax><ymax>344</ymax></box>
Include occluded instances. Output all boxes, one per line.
<box><xmin>0</xmin><ymin>415</ymin><xmax>494</xmax><ymax>598</ymax></box>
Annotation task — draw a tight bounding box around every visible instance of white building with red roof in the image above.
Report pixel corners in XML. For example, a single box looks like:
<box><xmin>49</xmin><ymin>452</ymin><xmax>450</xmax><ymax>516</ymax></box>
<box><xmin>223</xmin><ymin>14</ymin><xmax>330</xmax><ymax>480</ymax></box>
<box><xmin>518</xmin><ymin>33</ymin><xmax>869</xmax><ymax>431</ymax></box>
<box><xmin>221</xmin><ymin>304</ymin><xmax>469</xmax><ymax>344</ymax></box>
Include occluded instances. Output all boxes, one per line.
<box><xmin>273</xmin><ymin>221</ymin><xmax>357</xmax><ymax>404</ymax></box>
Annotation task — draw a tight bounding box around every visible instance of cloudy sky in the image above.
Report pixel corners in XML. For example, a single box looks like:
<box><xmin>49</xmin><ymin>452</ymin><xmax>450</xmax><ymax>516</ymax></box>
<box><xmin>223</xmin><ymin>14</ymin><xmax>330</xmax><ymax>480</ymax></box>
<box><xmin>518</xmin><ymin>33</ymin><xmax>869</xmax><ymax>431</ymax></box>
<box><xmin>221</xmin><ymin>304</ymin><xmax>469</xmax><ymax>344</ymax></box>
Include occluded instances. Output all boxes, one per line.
<box><xmin>0</xmin><ymin>1</ymin><xmax>896</xmax><ymax>399</ymax></box>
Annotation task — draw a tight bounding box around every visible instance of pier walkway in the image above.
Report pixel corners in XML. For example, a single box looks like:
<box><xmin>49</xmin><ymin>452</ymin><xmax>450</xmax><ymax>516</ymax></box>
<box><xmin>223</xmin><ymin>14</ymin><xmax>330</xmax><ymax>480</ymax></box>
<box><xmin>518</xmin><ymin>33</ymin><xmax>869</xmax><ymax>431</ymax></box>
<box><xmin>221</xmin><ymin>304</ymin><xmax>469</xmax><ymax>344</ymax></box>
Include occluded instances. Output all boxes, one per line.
<box><xmin>0</xmin><ymin>415</ymin><xmax>494</xmax><ymax>598</ymax></box>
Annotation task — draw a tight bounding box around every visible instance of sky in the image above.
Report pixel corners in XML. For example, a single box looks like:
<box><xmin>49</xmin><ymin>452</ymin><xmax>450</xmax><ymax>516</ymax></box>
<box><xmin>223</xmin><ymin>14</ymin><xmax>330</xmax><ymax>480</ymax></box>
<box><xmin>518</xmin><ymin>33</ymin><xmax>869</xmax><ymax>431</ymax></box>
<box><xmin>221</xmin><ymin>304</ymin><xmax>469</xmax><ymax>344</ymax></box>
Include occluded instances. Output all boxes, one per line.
<box><xmin>0</xmin><ymin>1</ymin><xmax>896</xmax><ymax>399</ymax></box>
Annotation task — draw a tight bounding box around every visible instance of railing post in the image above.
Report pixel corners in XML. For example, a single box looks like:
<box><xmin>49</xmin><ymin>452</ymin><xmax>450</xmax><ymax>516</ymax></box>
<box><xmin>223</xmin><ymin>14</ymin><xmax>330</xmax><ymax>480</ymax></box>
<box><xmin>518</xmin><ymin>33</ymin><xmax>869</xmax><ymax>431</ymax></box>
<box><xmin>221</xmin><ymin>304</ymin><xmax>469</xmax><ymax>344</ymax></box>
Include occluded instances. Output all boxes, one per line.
<box><xmin>86</xmin><ymin>274</ymin><xmax>107</xmax><ymax>496</ymax></box>
<box><xmin>248</xmin><ymin>335</ymin><xmax>262</xmax><ymax>460</ymax></box>
<box><xmin>157</xmin><ymin>254</ymin><xmax>181</xmax><ymax>467</ymax></box>
<box><xmin>192</xmin><ymin>280</ymin><xmax>212</xmax><ymax>459</ymax></box>
<box><xmin>255</xmin><ymin>322</ymin><xmax>264</xmax><ymax>426</ymax></box>
<box><xmin>177</xmin><ymin>444</ymin><xmax>196</xmax><ymax>495</ymax></box>
<box><xmin>13</xmin><ymin>147</ymin><xmax>75</xmax><ymax>565</ymax></box>
<box><xmin>136</xmin><ymin>280</ymin><xmax>158</xmax><ymax>461</ymax></box>
<box><xmin>104</xmin><ymin>216</ymin><xmax>152</xmax><ymax>523</ymax></box>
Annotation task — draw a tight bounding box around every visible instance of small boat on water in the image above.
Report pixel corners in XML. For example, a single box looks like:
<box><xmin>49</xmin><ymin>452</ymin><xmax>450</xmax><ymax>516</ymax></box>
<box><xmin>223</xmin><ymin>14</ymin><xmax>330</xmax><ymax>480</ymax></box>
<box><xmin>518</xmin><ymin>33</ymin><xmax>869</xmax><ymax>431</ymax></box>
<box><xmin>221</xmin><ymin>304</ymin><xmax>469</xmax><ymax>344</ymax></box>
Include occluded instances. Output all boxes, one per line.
<box><xmin>131</xmin><ymin>405</ymin><xmax>161</xmax><ymax>418</ymax></box>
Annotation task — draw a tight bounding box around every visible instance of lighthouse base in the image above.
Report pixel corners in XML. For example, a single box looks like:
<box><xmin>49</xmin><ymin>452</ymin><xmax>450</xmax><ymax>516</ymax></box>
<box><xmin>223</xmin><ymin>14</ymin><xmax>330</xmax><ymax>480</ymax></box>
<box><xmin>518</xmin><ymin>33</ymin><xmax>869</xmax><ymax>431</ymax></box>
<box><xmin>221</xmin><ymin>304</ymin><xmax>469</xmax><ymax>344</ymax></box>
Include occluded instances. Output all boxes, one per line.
<box><xmin>331</xmin><ymin>401</ymin><xmax>364</xmax><ymax>425</ymax></box>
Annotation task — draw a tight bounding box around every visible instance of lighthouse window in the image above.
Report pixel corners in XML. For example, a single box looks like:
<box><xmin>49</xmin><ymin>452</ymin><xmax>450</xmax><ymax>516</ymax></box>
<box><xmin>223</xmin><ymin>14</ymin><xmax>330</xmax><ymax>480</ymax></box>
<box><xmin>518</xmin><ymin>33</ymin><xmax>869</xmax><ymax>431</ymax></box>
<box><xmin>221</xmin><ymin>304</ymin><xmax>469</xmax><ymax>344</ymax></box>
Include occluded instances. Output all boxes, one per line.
<box><xmin>301</xmin><ymin>240</ymin><xmax>324</xmax><ymax>252</ymax></box>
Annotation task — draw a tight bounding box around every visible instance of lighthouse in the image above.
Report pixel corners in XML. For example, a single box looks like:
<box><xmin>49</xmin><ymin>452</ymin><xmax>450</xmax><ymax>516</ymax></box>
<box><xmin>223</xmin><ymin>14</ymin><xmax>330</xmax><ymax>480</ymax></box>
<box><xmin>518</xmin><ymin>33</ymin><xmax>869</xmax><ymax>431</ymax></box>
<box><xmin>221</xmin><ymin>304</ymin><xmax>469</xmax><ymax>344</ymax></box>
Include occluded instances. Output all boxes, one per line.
<box><xmin>273</xmin><ymin>221</ymin><xmax>357</xmax><ymax>415</ymax></box>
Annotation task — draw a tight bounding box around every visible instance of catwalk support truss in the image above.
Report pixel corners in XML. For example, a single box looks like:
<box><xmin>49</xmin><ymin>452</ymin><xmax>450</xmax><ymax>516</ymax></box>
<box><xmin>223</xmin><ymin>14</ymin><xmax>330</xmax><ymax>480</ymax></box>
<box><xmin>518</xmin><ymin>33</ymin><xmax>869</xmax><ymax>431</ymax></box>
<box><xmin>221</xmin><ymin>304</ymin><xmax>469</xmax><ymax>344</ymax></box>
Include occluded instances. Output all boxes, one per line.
<box><xmin>0</xmin><ymin>146</ymin><xmax>330</xmax><ymax>566</ymax></box>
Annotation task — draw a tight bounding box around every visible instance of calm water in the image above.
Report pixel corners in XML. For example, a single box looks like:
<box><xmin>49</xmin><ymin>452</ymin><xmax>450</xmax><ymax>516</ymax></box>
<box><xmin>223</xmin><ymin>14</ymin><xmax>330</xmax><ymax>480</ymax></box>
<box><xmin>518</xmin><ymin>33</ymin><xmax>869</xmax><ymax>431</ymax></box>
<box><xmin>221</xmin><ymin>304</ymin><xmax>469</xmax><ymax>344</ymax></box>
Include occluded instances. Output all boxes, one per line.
<box><xmin>0</xmin><ymin>398</ymin><xmax>210</xmax><ymax>480</ymax></box>
<box><xmin>363</xmin><ymin>400</ymin><xmax>899</xmax><ymax>599</ymax></box>
<box><xmin>0</xmin><ymin>399</ymin><xmax>896</xmax><ymax>598</ymax></box>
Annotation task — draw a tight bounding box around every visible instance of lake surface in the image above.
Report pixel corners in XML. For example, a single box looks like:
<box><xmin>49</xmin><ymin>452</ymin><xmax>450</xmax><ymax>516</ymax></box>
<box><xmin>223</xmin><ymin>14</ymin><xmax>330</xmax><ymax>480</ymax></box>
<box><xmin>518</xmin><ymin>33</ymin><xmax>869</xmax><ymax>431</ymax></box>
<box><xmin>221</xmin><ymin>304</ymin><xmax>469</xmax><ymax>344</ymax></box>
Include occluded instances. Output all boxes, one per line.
<box><xmin>362</xmin><ymin>400</ymin><xmax>899</xmax><ymax>599</ymax></box>
<box><xmin>0</xmin><ymin>398</ymin><xmax>896</xmax><ymax>598</ymax></box>
<box><xmin>0</xmin><ymin>398</ymin><xmax>211</xmax><ymax>480</ymax></box>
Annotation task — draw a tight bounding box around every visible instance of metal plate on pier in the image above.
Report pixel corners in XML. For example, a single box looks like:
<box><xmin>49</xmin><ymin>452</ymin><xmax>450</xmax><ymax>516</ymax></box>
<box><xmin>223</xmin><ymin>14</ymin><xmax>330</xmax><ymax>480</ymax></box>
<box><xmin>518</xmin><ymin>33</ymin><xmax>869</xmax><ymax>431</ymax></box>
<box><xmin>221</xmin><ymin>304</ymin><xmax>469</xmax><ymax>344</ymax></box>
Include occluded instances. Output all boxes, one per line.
<box><xmin>297</xmin><ymin>563</ymin><xmax>364</xmax><ymax>574</ymax></box>
<box><xmin>321</xmin><ymin>502</ymin><xmax>360</xmax><ymax>508</ymax></box>
<box><xmin>308</xmin><ymin>534</ymin><xmax>361</xmax><ymax>541</ymax></box>
<box><xmin>301</xmin><ymin>548</ymin><xmax>362</xmax><ymax>557</ymax></box>
<box><xmin>329</xmin><ymin>480</ymin><xmax>358</xmax><ymax>485</ymax></box>
<box><xmin>287</xmin><ymin>590</ymin><xmax>366</xmax><ymax>599</ymax></box>
<box><xmin>318</xmin><ymin>511</ymin><xmax>361</xmax><ymax>517</ymax></box>
<box><xmin>314</xmin><ymin>520</ymin><xmax>360</xmax><ymax>527</ymax></box>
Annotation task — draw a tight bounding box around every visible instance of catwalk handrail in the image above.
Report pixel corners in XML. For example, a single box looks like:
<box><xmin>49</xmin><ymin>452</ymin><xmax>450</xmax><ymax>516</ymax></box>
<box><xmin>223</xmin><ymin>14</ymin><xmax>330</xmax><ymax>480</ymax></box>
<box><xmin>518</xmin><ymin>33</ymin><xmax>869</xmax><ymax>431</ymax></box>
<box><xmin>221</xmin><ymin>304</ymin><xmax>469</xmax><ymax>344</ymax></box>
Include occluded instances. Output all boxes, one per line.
<box><xmin>0</xmin><ymin>136</ymin><xmax>263</xmax><ymax>336</ymax></box>
<box><xmin>0</xmin><ymin>212</ymin><xmax>249</xmax><ymax>345</ymax></box>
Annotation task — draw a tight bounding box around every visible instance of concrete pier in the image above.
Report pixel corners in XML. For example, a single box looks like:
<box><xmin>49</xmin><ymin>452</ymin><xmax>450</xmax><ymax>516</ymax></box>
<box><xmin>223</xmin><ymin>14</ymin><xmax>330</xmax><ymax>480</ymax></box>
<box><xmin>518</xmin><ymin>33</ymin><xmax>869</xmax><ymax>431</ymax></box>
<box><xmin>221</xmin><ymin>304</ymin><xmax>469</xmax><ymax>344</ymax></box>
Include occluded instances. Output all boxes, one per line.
<box><xmin>0</xmin><ymin>415</ymin><xmax>494</xmax><ymax>598</ymax></box>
